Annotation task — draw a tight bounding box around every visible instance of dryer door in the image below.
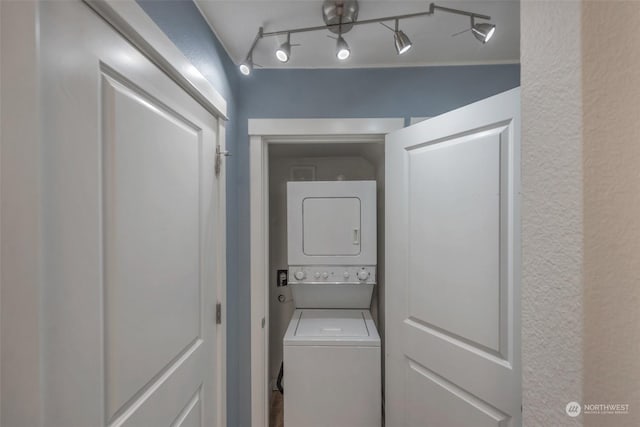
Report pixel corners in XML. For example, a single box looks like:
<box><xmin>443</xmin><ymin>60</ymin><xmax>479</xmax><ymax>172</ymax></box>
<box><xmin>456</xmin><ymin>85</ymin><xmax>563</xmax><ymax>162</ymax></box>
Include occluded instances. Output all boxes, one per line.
<box><xmin>287</xmin><ymin>181</ymin><xmax>377</xmax><ymax>266</ymax></box>
<box><xmin>303</xmin><ymin>197</ymin><xmax>361</xmax><ymax>256</ymax></box>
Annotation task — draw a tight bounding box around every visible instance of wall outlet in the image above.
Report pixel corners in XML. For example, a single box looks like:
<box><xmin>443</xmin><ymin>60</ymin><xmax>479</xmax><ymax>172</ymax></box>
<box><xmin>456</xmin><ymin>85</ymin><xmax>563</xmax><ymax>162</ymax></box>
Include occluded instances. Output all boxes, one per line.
<box><xmin>277</xmin><ymin>269</ymin><xmax>288</xmax><ymax>287</ymax></box>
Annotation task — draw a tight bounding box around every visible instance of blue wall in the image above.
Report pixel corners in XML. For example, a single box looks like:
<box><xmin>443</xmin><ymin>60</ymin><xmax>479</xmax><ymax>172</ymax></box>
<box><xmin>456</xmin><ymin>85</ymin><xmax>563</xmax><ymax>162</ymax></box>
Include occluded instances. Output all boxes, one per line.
<box><xmin>139</xmin><ymin>3</ymin><xmax>519</xmax><ymax>427</ymax></box>
<box><xmin>239</xmin><ymin>66</ymin><xmax>520</xmax><ymax>119</ymax></box>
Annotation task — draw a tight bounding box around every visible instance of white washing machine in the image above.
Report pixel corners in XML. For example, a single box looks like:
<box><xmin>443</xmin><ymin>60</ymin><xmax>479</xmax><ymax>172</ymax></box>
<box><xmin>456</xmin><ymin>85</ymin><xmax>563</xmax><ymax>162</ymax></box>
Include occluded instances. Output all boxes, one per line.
<box><xmin>283</xmin><ymin>309</ymin><xmax>381</xmax><ymax>427</ymax></box>
<box><xmin>284</xmin><ymin>181</ymin><xmax>381</xmax><ymax>427</ymax></box>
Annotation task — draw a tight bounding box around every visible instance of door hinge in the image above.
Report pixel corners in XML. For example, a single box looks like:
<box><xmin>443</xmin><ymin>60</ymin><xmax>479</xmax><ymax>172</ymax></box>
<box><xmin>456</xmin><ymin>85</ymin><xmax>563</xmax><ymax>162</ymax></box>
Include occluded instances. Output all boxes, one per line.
<box><xmin>216</xmin><ymin>302</ymin><xmax>222</xmax><ymax>324</ymax></box>
<box><xmin>215</xmin><ymin>144</ymin><xmax>231</xmax><ymax>177</ymax></box>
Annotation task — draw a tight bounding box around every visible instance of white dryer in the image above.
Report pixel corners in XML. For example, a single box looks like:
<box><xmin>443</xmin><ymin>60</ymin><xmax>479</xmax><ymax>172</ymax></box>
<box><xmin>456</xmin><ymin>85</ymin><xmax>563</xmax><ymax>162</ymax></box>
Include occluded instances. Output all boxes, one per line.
<box><xmin>287</xmin><ymin>181</ymin><xmax>377</xmax><ymax>308</ymax></box>
<box><xmin>283</xmin><ymin>309</ymin><xmax>381</xmax><ymax>427</ymax></box>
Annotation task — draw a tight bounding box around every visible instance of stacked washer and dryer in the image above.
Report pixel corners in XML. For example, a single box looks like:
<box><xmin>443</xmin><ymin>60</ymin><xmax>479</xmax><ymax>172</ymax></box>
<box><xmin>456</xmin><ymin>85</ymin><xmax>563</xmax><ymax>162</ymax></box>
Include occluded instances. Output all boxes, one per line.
<box><xmin>284</xmin><ymin>180</ymin><xmax>381</xmax><ymax>427</ymax></box>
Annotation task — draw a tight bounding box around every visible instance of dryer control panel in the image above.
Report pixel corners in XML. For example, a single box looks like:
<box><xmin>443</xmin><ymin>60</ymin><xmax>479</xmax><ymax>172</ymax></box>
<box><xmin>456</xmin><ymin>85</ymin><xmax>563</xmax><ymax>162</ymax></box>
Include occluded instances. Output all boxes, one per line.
<box><xmin>288</xmin><ymin>266</ymin><xmax>376</xmax><ymax>285</ymax></box>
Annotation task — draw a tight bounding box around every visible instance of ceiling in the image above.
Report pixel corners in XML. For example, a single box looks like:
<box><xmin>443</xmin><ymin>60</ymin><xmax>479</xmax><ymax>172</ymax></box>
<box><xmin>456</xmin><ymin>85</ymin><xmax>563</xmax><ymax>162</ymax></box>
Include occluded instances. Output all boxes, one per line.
<box><xmin>194</xmin><ymin>0</ymin><xmax>520</xmax><ymax>69</ymax></box>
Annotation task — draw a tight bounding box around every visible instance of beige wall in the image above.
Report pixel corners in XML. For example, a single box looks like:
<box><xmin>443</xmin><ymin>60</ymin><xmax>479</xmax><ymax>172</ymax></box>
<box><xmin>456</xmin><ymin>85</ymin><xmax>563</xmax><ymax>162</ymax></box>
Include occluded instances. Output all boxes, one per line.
<box><xmin>1</xmin><ymin>2</ymin><xmax>44</xmax><ymax>426</ymax></box>
<box><xmin>583</xmin><ymin>2</ymin><xmax>640</xmax><ymax>426</ymax></box>
<box><xmin>521</xmin><ymin>0</ymin><xmax>584</xmax><ymax>425</ymax></box>
<box><xmin>524</xmin><ymin>1</ymin><xmax>640</xmax><ymax>425</ymax></box>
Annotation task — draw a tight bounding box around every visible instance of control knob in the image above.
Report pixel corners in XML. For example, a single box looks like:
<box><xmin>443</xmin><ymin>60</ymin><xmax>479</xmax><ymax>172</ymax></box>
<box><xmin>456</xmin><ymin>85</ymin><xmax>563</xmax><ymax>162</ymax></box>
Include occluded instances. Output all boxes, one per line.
<box><xmin>322</xmin><ymin>272</ymin><xmax>329</xmax><ymax>279</ymax></box>
<box><xmin>314</xmin><ymin>272</ymin><xmax>321</xmax><ymax>279</ymax></box>
<box><xmin>343</xmin><ymin>271</ymin><xmax>350</xmax><ymax>279</ymax></box>
<box><xmin>357</xmin><ymin>270</ymin><xmax>369</xmax><ymax>281</ymax></box>
<box><xmin>294</xmin><ymin>271</ymin><xmax>306</xmax><ymax>280</ymax></box>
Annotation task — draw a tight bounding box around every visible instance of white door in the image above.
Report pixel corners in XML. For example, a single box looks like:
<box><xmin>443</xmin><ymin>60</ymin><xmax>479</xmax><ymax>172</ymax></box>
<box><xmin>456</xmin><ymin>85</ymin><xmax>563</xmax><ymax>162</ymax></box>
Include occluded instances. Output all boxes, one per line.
<box><xmin>385</xmin><ymin>88</ymin><xmax>521</xmax><ymax>426</ymax></box>
<box><xmin>30</xmin><ymin>2</ymin><xmax>220</xmax><ymax>426</ymax></box>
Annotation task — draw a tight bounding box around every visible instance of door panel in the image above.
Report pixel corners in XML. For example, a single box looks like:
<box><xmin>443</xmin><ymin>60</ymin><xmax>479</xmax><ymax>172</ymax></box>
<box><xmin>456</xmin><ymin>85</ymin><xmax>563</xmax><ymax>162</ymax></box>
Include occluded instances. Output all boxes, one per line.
<box><xmin>386</xmin><ymin>89</ymin><xmax>520</xmax><ymax>426</ymax></box>
<box><xmin>406</xmin><ymin>360</ymin><xmax>508</xmax><ymax>427</ymax></box>
<box><xmin>102</xmin><ymin>72</ymin><xmax>203</xmax><ymax>421</ymax></box>
<box><xmin>36</xmin><ymin>1</ymin><xmax>220</xmax><ymax>425</ymax></box>
<box><xmin>174</xmin><ymin>394</ymin><xmax>202</xmax><ymax>427</ymax></box>
<box><xmin>407</xmin><ymin>128</ymin><xmax>504</xmax><ymax>354</ymax></box>
<box><xmin>115</xmin><ymin>344</ymin><xmax>204</xmax><ymax>427</ymax></box>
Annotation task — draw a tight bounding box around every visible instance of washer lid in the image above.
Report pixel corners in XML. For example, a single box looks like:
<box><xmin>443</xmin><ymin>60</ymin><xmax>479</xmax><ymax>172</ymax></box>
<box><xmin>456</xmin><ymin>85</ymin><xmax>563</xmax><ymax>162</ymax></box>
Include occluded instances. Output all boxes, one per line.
<box><xmin>284</xmin><ymin>309</ymin><xmax>380</xmax><ymax>347</ymax></box>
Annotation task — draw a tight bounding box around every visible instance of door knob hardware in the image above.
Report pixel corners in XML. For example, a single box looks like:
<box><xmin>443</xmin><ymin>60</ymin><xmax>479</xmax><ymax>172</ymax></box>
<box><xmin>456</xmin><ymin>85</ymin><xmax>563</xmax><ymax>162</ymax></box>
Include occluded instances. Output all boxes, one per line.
<box><xmin>215</xmin><ymin>145</ymin><xmax>232</xmax><ymax>176</ymax></box>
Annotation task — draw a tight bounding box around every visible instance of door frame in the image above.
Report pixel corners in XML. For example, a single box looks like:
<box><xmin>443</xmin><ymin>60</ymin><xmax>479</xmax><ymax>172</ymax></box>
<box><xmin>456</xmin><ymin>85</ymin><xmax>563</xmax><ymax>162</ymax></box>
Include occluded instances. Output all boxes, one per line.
<box><xmin>0</xmin><ymin>1</ymin><xmax>228</xmax><ymax>426</ymax></box>
<box><xmin>248</xmin><ymin>118</ymin><xmax>405</xmax><ymax>427</ymax></box>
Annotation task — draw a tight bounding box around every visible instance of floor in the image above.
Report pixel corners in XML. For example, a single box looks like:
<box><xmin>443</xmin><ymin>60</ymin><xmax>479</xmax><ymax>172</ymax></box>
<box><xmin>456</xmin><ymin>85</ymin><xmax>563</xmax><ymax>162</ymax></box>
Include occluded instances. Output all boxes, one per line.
<box><xmin>269</xmin><ymin>390</ymin><xmax>284</xmax><ymax>427</ymax></box>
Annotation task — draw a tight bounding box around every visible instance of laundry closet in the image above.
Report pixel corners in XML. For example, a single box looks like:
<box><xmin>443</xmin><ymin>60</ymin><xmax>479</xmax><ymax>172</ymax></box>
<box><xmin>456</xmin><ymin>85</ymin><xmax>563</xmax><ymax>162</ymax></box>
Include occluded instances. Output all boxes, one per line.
<box><xmin>267</xmin><ymin>142</ymin><xmax>385</xmax><ymax>427</ymax></box>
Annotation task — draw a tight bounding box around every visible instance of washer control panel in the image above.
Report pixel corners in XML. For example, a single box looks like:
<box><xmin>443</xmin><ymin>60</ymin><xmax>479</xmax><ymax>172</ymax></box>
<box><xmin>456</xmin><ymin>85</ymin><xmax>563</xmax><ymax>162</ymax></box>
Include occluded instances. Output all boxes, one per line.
<box><xmin>288</xmin><ymin>266</ymin><xmax>376</xmax><ymax>284</ymax></box>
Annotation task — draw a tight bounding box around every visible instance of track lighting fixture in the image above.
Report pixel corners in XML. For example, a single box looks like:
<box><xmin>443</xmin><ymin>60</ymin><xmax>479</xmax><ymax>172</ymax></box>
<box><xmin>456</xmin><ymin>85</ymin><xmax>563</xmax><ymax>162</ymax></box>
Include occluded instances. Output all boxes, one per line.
<box><xmin>276</xmin><ymin>33</ymin><xmax>291</xmax><ymax>63</ymax></box>
<box><xmin>238</xmin><ymin>27</ymin><xmax>262</xmax><ymax>75</ymax></box>
<box><xmin>471</xmin><ymin>17</ymin><xmax>496</xmax><ymax>44</ymax></box>
<box><xmin>394</xmin><ymin>30</ymin><xmax>412</xmax><ymax>55</ymax></box>
<box><xmin>391</xmin><ymin>20</ymin><xmax>412</xmax><ymax>55</ymax></box>
<box><xmin>336</xmin><ymin>35</ymin><xmax>351</xmax><ymax>60</ymax></box>
<box><xmin>239</xmin><ymin>1</ymin><xmax>496</xmax><ymax>75</ymax></box>
<box><xmin>239</xmin><ymin>56</ymin><xmax>253</xmax><ymax>76</ymax></box>
<box><xmin>239</xmin><ymin>60</ymin><xmax>252</xmax><ymax>76</ymax></box>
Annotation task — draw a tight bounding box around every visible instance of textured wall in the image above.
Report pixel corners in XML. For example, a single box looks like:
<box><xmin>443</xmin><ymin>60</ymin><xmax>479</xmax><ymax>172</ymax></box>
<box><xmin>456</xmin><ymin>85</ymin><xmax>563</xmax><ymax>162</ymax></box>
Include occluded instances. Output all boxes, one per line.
<box><xmin>1</xmin><ymin>3</ymin><xmax>44</xmax><ymax>426</ymax></box>
<box><xmin>583</xmin><ymin>2</ymin><xmax>640</xmax><ymax>426</ymax></box>
<box><xmin>521</xmin><ymin>1</ymin><xmax>584</xmax><ymax>425</ymax></box>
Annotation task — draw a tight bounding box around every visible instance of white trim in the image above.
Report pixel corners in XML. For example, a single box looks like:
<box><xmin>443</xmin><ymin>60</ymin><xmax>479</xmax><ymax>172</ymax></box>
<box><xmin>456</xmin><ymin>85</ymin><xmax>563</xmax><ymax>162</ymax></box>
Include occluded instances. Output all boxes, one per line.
<box><xmin>215</xmin><ymin>120</ymin><xmax>228</xmax><ymax>427</ymax></box>
<box><xmin>248</xmin><ymin>118</ymin><xmax>403</xmax><ymax>427</ymax></box>
<box><xmin>249</xmin><ymin>118</ymin><xmax>404</xmax><ymax>136</ymax></box>
<box><xmin>250</xmin><ymin>136</ymin><xmax>270</xmax><ymax>427</ymax></box>
<box><xmin>84</xmin><ymin>0</ymin><xmax>228</xmax><ymax>120</ymax></box>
